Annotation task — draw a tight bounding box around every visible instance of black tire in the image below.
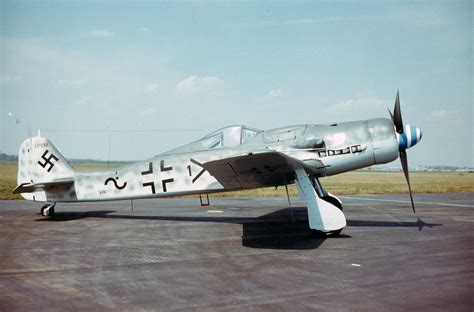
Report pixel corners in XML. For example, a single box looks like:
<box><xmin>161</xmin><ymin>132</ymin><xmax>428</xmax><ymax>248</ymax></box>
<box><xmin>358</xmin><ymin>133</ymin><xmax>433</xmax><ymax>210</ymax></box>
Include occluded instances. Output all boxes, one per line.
<box><xmin>311</xmin><ymin>228</ymin><xmax>343</xmax><ymax>237</ymax></box>
<box><xmin>310</xmin><ymin>229</ymin><xmax>325</xmax><ymax>237</ymax></box>
<box><xmin>328</xmin><ymin>229</ymin><xmax>342</xmax><ymax>237</ymax></box>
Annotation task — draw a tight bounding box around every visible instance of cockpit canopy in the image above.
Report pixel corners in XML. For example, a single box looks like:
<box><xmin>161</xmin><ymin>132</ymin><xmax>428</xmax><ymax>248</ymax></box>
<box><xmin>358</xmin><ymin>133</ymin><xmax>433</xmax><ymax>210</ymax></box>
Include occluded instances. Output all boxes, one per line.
<box><xmin>201</xmin><ymin>125</ymin><xmax>261</xmax><ymax>149</ymax></box>
<box><xmin>162</xmin><ymin>125</ymin><xmax>261</xmax><ymax>155</ymax></box>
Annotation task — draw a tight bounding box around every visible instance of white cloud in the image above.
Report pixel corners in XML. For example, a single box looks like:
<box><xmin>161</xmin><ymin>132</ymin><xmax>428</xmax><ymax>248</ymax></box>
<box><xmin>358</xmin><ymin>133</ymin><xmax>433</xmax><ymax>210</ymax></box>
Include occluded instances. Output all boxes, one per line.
<box><xmin>333</xmin><ymin>96</ymin><xmax>389</xmax><ymax>110</ymax></box>
<box><xmin>261</xmin><ymin>17</ymin><xmax>337</xmax><ymax>26</ymax></box>
<box><xmin>138</xmin><ymin>106</ymin><xmax>158</xmax><ymax>118</ymax></box>
<box><xmin>389</xmin><ymin>6</ymin><xmax>457</xmax><ymax>28</ymax></box>
<box><xmin>75</xmin><ymin>96</ymin><xmax>91</xmax><ymax>106</ymax></box>
<box><xmin>430</xmin><ymin>109</ymin><xmax>459</xmax><ymax>120</ymax></box>
<box><xmin>137</xmin><ymin>26</ymin><xmax>150</xmax><ymax>32</ymax></box>
<box><xmin>0</xmin><ymin>73</ymin><xmax>22</xmax><ymax>83</ymax></box>
<box><xmin>259</xmin><ymin>16</ymin><xmax>378</xmax><ymax>27</ymax></box>
<box><xmin>176</xmin><ymin>75</ymin><xmax>224</xmax><ymax>97</ymax></box>
<box><xmin>320</xmin><ymin>94</ymin><xmax>392</xmax><ymax>122</ymax></box>
<box><xmin>262</xmin><ymin>89</ymin><xmax>282</xmax><ymax>100</ymax></box>
<box><xmin>56</xmin><ymin>78</ymin><xmax>87</xmax><ymax>88</ymax></box>
<box><xmin>144</xmin><ymin>82</ymin><xmax>160</xmax><ymax>94</ymax></box>
<box><xmin>87</xmin><ymin>29</ymin><xmax>115</xmax><ymax>38</ymax></box>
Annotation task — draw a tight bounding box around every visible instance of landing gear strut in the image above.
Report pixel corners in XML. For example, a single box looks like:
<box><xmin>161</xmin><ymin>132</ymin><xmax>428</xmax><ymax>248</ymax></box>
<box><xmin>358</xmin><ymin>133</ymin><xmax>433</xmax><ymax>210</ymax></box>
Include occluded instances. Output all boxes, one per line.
<box><xmin>40</xmin><ymin>202</ymin><xmax>56</xmax><ymax>217</ymax></box>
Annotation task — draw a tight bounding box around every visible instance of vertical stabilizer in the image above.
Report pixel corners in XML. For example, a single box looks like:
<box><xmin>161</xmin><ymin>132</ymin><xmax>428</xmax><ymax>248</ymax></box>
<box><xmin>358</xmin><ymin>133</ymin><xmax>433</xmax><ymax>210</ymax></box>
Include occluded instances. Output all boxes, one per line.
<box><xmin>17</xmin><ymin>134</ymin><xmax>75</xmax><ymax>200</ymax></box>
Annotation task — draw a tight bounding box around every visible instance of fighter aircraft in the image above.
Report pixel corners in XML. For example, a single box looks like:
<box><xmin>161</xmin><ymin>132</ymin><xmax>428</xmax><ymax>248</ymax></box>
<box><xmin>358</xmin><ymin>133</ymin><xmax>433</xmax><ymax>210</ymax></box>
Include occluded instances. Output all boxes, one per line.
<box><xmin>14</xmin><ymin>91</ymin><xmax>422</xmax><ymax>235</ymax></box>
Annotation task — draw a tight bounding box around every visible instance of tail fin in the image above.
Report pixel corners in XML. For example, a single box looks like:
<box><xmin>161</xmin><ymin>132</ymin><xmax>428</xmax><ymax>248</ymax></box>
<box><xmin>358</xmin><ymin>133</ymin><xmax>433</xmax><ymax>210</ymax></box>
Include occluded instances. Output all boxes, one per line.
<box><xmin>16</xmin><ymin>132</ymin><xmax>75</xmax><ymax>200</ymax></box>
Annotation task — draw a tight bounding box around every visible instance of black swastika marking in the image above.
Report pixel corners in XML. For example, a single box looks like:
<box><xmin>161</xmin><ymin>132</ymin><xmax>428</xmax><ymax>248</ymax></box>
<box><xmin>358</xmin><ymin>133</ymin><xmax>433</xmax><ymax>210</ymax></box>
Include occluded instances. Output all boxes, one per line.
<box><xmin>37</xmin><ymin>150</ymin><xmax>59</xmax><ymax>172</ymax></box>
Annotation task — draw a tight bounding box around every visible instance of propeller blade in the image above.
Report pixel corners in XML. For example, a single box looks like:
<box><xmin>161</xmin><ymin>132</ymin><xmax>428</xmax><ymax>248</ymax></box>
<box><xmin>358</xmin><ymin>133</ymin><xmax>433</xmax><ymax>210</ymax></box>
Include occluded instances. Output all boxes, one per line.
<box><xmin>400</xmin><ymin>150</ymin><xmax>416</xmax><ymax>213</ymax></box>
<box><xmin>393</xmin><ymin>90</ymin><xmax>404</xmax><ymax>134</ymax></box>
<box><xmin>388</xmin><ymin>108</ymin><xmax>394</xmax><ymax>122</ymax></box>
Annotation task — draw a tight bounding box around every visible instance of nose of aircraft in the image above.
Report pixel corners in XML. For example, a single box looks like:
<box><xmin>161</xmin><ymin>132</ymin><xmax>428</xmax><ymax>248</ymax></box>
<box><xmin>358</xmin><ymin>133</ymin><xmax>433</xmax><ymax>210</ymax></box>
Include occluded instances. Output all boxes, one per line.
<box><xmin>397</xmin><ymin>124</ymin><xmax>422</xmax><ymax>150</ymax></box>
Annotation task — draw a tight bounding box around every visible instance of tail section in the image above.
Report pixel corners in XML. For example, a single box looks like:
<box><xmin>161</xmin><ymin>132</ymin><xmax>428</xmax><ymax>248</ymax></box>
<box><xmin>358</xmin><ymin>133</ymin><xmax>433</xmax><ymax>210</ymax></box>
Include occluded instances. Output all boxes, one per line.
<box><xmin>15</xmin><ymin>132</ymin><xmax>76</xmax><ymax>201</ymax></box>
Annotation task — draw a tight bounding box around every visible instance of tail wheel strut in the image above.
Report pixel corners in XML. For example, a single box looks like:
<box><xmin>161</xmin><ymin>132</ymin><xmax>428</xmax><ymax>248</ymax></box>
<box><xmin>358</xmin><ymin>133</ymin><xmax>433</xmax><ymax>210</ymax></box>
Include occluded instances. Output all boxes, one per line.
<box><xmin>40</xmin><ymin>202</ymin><xmax>56</xmax><ymax>217</ymax></box>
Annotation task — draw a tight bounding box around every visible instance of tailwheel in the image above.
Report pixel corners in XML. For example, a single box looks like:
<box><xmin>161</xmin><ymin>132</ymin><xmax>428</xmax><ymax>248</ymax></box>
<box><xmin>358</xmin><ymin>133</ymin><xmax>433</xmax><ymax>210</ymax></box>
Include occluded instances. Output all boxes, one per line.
<box><xmin>40</xmin><ymin>202</ymin><xmax>56</xmax><ymax>217</ymax></box>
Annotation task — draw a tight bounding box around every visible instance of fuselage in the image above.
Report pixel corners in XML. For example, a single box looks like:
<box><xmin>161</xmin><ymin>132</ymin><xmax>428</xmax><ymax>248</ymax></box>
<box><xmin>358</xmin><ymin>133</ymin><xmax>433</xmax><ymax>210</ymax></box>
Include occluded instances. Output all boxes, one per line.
<box><xmin>42</xmin><ymin>118</ymin><xmax>398</xmax><ymax>203</ymax></box>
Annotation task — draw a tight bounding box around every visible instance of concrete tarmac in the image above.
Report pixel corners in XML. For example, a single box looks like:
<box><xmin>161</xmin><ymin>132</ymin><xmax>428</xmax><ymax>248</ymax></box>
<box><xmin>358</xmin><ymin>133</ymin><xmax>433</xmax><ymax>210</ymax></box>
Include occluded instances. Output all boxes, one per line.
<box><xmin>0</xmin><ymin>193</ymin><xmax>473</xmax><ymax>311</ymax></box>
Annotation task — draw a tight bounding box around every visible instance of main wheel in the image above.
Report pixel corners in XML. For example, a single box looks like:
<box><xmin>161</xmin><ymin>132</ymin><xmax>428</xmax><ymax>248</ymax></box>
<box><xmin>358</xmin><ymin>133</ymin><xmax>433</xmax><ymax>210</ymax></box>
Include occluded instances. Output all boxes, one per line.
<box><xmin>328</xmin><ymin>229</ymin><xmax>342</xmax><ymax>237</ymax></box>
<box><xmin>311</xmin><ymin>228</ymin><xmax>342</xmax><ymax>237</ymax></box>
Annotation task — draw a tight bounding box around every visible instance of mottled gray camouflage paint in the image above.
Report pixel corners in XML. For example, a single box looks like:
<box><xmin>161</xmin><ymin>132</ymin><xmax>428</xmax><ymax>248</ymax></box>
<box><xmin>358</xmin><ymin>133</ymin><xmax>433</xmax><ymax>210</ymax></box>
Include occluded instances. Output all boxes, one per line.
<box><xmin>17</xmin><ymin>118</ymin><xmax>398</xmax><ymax>203</ymax></box>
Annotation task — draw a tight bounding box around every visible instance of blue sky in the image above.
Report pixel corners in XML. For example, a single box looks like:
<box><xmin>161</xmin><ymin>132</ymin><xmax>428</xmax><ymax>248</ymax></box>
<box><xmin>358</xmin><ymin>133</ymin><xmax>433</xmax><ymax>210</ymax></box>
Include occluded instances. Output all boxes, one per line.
<box><xmin>1</xmin><ymin>1</ymin><xmax>472</xmax><ymax>167</ymax></box>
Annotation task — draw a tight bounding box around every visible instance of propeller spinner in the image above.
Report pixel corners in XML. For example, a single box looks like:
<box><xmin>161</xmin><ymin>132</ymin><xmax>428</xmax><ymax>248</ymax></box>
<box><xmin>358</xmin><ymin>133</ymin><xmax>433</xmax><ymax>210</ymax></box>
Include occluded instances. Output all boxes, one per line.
<box><xmin>389</xmin><ymin>91</ymin><xmax>423</xmax><ymax>213</ymax></box>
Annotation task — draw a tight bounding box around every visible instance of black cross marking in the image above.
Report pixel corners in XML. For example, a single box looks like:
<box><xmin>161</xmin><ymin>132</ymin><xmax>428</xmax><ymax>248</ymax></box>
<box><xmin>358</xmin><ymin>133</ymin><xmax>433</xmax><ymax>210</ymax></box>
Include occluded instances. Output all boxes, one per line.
<box><xmin>143</xmin><ymin>182</ymin><xmax>156</xmax><ymax>194</ymax></box>
<box><xmin>160</xmin><ymin>160</ymin><xmax>174</xmax><ymax>192</ymax></box>
<box><xmin>37</xmin><ymin>150</ymin><xmax>59</xmax><ymax>172</ymax></box>
<box><xmin>142</xmin><ymin>162</ymin><xmax>153</xmax><ymax>175</ymax></box>
<box><xmin>160</xmin><ymin>160</ymin><xmax>173</xmax><ymax>172</ymax></box>
<box><xmin>141</xmin><ymin>161</ymin><xmax>175</xmax><ymax>194</ymax></box>
<box><xmin>141</xmin><ymin>162</ymin><xmax>155</xmax><ymax>193</ymax></box>
<box><xmin>162</xmin><ymin>178</ymin><xmax>174</xmax><ymax>192</ymax></box>
<box><xmin>190</xmin><ymin>158</ymin><xmax>207</xmax><ymax>184</ymax></box>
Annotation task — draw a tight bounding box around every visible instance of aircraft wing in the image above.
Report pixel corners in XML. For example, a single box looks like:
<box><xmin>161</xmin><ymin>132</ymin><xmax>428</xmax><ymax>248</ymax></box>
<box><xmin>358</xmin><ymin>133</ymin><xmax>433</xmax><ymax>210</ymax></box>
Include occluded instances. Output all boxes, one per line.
<box><xmin>13</xmin><ymin>178</ymin><xmax>75</xmax><ymax>194</ymax></box>
<box><xmin>201</xmin><ymin>150</ymin><xmax>326</xmax><ymax>189</ymax></box>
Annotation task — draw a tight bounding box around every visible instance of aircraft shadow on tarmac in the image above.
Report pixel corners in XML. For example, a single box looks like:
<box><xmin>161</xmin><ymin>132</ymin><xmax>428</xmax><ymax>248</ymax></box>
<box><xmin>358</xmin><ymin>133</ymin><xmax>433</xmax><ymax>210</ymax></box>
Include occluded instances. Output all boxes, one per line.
<box><xmin>36</xmin><ymin>207</ymin><xmax>442</xmax><ymax>250</ymax></box>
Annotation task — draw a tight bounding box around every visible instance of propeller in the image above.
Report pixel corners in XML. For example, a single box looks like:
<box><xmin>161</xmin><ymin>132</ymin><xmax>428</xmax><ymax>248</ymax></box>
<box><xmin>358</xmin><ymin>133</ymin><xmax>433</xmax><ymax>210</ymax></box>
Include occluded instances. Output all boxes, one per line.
<box><xmin>389</xmin><ymin>90</ymin><xmax>422</xmax><ymax>214</ymax></box>
<box><xmin>393</xmin><ymin>91</ymin><xmax>403</xmax><ymax>134</ymax></box>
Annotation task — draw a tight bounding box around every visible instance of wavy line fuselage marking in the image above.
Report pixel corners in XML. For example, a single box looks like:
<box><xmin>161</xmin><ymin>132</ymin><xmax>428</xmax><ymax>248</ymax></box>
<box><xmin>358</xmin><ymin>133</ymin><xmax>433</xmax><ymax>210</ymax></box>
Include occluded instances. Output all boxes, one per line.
<box><xmin>104</xmin><ymin>177</ymin><xmax>127</xmax><ymax>190</ymax></box>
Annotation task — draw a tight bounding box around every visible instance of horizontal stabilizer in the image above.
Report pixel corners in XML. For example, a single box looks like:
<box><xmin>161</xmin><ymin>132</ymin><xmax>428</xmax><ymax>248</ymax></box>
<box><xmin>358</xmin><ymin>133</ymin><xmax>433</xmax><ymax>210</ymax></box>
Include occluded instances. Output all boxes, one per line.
<box><xmin>13</xmin><ymin>178</ymin><xmax>74</xmax><ymax>194</ymax></box>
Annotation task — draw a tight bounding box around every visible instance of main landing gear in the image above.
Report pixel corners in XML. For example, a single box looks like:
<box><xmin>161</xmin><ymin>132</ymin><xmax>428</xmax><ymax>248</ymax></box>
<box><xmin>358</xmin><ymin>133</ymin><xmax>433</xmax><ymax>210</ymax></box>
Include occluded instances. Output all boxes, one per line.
<box><xmin>295</xmin><ymin>169</ymin><xmax>346</xmax><ymax>237</ymax></box>
<box><xmin>40</xmin><ymin>202</ymin><xmax>56</xmax><ymax>217</ymax></box>
<box><xmin>316</xmin><ymin>191</ymin><xmax>344</xmax><ymax>237</ymax></box>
